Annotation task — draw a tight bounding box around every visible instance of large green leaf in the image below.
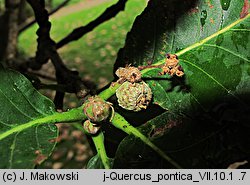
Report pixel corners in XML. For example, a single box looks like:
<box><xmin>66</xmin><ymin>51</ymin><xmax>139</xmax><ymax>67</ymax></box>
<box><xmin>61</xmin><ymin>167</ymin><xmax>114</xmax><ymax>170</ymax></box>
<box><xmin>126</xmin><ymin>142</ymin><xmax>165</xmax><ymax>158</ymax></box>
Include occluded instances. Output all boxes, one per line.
<box><xmin>0</xmin><ymin>66</ymin><xmax>58</xmax><ymax>168</ymax></box>
<box><xmin>115</xmin><ymin>0</ymin><xmax>250</xmax><ymax>112</ymax></box>
<box><xmin>114</xmin><ymin>0</ymin><xmax>250</xmax><ymax>168</ymax></box>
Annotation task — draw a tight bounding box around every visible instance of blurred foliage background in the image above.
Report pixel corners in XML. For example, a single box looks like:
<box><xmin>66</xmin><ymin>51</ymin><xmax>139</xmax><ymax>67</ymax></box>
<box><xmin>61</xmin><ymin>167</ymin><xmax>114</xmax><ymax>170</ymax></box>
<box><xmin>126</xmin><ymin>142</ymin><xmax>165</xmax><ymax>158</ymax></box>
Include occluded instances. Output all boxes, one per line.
<box><xmin>14</xmin><ymin>0</ymin><xmax>148</xmax><ymax>168</ymax></box>
<box><xmin>19</xmin><ymin>0</ymin><xmax>147</xmax><ymax>89</ymax></box>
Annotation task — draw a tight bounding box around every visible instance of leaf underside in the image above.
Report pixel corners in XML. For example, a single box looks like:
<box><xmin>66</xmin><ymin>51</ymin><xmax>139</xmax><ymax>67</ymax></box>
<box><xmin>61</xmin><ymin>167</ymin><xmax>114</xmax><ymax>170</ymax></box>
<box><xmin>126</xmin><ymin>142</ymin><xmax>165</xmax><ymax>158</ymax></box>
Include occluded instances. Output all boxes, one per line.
<box><xmin>0</xmin><ymin>67</ymin><xmax>58</xmax><ymax>168</ymax></box>
<box><xmin>114</xmin><ymin>0</ymin><xmax>250</xmax><ymax>168</ymax></box>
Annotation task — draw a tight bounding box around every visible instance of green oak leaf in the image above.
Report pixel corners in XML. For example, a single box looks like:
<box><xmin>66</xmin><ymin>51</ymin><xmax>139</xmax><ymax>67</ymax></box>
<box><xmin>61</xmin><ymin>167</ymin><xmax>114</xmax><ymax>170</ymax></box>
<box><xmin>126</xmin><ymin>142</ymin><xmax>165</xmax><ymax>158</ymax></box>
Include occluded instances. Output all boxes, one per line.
<box><xmin>0</xmin><ymin>66</ymin><xmax>58</xmax><ymax>168</ymax></box>
<box><xmin>114</xmin><ymin>0</ymin><xmax>250</xmax><ymax>168</ymax></box>
<box><xmin>115</xmin><ymin>0</ymin><xmax>250</xmax><ymax>112</ymax></box>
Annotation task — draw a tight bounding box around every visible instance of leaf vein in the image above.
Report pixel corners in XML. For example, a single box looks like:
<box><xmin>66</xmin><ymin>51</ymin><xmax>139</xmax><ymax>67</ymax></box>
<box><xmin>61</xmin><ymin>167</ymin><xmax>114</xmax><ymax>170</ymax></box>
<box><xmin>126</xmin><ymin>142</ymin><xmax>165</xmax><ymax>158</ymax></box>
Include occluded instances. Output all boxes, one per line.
<box><xmin>177</xmin><ymin>14</ymin><xmax>250</xmax><ymax>57</ymax></box>
<box><xmin>230</xmin><ymin>28</ymin><xmax>250</xmax><ymax>32</ymax></box>
<box><xmin>9</xmin><ymin>132</ymin><xmax>19</xmax><ymax>168</ymax></box>
<box><xmin>0</xmin><ymin>120</ymin><xmax>13</xmax><ymax>128</ymax></box>
<box><xmin>9</xmin><ymin>73</ymin><xmax>47</xmax><ymax>116</ymax></box>
<box><xmin>35</xmin><ymin>125</ymin><xmax>42</xmax><ymax>152</ymax></box>
<box><xmin>182</xmin><ymin>59</ymin><xmax>230</xmax><ymax>93</ymax></box>
<box><xmin>0</xmin><ymin>89</ymin><xmax>34</xmax><ymax>121</ymax></box>
<box><xmin>203</xmin><ymin>44</ymin><xmax>250</xmax><ymax>63</ymax></box>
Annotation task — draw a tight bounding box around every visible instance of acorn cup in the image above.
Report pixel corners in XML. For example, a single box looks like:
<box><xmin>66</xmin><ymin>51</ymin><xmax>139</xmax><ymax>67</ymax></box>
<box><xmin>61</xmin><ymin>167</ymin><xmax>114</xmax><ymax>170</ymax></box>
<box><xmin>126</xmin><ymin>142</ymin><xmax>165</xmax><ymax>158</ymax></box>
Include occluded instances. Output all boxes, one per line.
<box><xmin>116</xmin><ymin>81</ymin><xmax>152</xmax><ymax>111</ymax></box>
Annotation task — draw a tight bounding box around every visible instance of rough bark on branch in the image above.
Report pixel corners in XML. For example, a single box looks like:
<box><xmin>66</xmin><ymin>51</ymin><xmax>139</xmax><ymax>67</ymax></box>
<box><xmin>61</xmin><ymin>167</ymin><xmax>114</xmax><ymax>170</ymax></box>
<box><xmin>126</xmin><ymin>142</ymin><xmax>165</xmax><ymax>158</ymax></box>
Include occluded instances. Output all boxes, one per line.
<box><xmin>18</xmin><ymin>0</ymin><xmax>70</xmax><ymax>33</ymax></box>
<box><xmin>26</xmin><ymin>0</ymin><xmax>89</xmax><ymax>109</ymax></box>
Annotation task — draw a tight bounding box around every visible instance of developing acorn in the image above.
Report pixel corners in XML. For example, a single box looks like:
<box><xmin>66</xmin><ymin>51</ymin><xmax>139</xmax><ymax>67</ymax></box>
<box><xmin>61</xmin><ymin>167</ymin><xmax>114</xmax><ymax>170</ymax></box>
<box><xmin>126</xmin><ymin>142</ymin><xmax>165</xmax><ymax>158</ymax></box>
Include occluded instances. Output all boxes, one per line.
<box><xmin>83</xmin><ymin>96</ymin><xmax>112</xmax><ymax>123</ymax></box>
<box><xmin>159</xmin><ymin>54</ymin><xmax>184</xmax><ymax>77</ymax></box>
<box><xmin>116</xmin><ymin>81</ymin><xmax>152</xmax><ymax>111</ymax></box>
<box><xmin>115</xmin><ymin>65</ymin><xmax>142</xmax><ymax>84</ymax></box>
<box><xmin>83</xmin><ymin>120</ymin><xmax>101</xmax><ymax>135</ymax></box>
